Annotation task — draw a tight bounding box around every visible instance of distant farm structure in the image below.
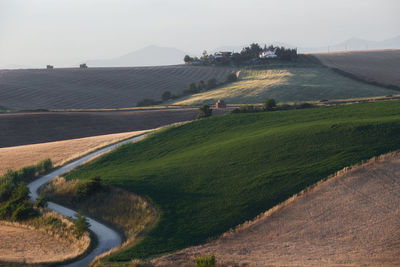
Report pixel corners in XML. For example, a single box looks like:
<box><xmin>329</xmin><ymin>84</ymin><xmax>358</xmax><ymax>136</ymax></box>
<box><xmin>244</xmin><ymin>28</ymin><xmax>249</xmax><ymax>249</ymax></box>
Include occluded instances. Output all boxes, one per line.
<box><xmin>216</xmin><ymin>99</ymin><xmax>226</xmax><ymax>109</ymax></box>
<box><xmin>80</xmin><ymin>63</ymin><xmax>88</xmax><ymax>69</ymax></box>
<box><xmin>46</xmin><ymin>65</ymin><xmax>54</xmax><ymax>69</ymax></box>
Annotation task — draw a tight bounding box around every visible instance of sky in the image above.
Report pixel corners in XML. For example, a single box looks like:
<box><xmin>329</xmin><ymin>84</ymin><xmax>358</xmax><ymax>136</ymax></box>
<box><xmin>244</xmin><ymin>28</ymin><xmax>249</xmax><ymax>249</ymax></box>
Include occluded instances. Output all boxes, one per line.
<box><xmin>0</xmin><ymin>0</ymin><xmax>399</xmax><ymax>67</ymax></box>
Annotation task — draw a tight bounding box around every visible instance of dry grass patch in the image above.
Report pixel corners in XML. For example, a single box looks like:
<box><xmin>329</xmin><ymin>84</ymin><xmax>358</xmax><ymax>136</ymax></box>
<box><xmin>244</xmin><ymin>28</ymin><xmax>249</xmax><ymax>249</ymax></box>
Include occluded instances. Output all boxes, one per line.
<box><xmin>0</xmin><ymin>211</ymin><xmax>90</xmax><ymax>264</ymax></box>
<box><xmin>42</xmin><ymin>177</ymin><xmax>158</xmax><ymax>260</ymax></box>
<box><xmin>0</xmin><ymin>130</ymin><xmax>149</xmax><ymax>176</ymax></box>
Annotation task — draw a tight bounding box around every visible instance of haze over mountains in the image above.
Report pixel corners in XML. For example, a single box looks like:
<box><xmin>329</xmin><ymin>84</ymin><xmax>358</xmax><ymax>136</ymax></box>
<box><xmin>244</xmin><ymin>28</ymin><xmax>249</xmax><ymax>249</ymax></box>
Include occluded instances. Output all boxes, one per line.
<box><xmin>2</xmin><ymin>36</ymin><xmax>399</xmax><ymax>69</ymax></box>
<box><xmin>83</xmin><ymin>35</ymin><xmax>400</xmax><ymax>67</ymax></box>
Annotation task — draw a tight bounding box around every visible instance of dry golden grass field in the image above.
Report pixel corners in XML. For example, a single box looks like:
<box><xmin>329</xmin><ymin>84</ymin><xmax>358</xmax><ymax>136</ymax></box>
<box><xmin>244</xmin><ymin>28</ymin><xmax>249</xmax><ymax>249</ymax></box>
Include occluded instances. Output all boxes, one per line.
<box><xmin>314</xmin><ymin>50</ymin><xmax>400</xmax><ymax>89</ymax></box>
<box><xmin>0</xmin><ymin>225</ymin><xmax>80</xmax><ymax>264</ymax></box>
<box><xmin>0</xmin><ymin>213</ymin><xmax>90</xmax><ymax>264</ymax></box>
<box><xmin>0</xmin><ymin>130</ymin><xmax>149</xmax><ymax>175</ymax></box>
<box><xmin>153</xmin><ymin>153</ymin><xmax>400</xmax><ymax>267</ymax></box>
<box><xmin>0</xmin><ymin>65</ymin><xmax>235</xmax><ymax>110</ymax></box>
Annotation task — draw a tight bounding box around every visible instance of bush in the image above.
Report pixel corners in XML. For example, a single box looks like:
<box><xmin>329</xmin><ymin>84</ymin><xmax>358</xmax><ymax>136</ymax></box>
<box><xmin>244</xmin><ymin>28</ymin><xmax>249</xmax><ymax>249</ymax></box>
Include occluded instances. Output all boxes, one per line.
<box><xmin>225</xmin><ymin>73</ymin><xmax>237</xmax><ymax>83</ymax></box>
<box><xmin>37</xmin><ymin>158</ymin><xmax>53</xmax><ymax>175</ymax></box>
<box><xmin>195</xmin><ymin>255</ymin><xmax>216</xmax><ymax>267</ymax></box>
<box><xmin>263</xmin><ymin>98</ymin><xmax>276</xmax><ymax>111</ymax></box>
<box><xmin>12</xmin><ymin>201</ymin><xmax>38</xmax><ymax>221</ymax></box>
<box><xmin>0</xmin><ymin>182</ymin><xmax>14</xmax><ymax>203</ymax></box>
<box><xmin>35</xmin><ymin>193</ymin><xmax>48</xmax><ymax>208</ymax></box>
<box><xmin>197</xmin><ymin>105</ymin><xmax>212</xmax><ymax>119</ymax></box>
<box><xmin>19</xmin><ymin>166</ymin><xmax>36</xmax><ymax>181</ymax></box>
<box><xmin>206</xmin><ymin>78</ymin><xmax>217</xmax><ymax>90</ymax></box>
<box><xmin>161</xmin><ymin>91</ymin><xmax>172</xmax><ymax>101</ymax></box>
<box><xmin>10</xmin><ymin>182</ymin><xmax>30</xmax><ymax>203</ymax></box>
<box><xmin>298</xmin><ymin>102</ymin><xmax>314</xmax><ymax>109</ymax></box>
<box><xmin>75</xmin><ymin>176</ymin><xmax>105</xmax><ymax>200</ymax></box>
<box><xmin>74</xmin><ymin>211</ymin><xmax>90</xmax><ymax>238</ymax></box>
<box><xmin>136</xmin><ymin>99</ymin><xmax>161</xmax><ymax>107</ymax></box>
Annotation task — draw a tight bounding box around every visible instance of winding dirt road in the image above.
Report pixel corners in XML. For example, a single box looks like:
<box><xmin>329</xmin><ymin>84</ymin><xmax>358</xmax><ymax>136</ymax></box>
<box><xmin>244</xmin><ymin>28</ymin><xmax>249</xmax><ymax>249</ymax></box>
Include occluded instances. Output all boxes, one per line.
<box><xmin>28</xmin><ymin>134</ymin><xmax>147</xmax><ymax>266</ymax></box>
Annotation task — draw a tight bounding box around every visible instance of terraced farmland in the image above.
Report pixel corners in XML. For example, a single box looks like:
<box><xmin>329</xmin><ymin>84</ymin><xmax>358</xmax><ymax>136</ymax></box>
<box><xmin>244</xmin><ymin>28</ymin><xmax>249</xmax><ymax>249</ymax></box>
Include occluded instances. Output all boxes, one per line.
<box><xmin>314</xmin><ymin>50</ymin><xmax>400</xmax><ymax>89</ymax></box>
<box><xmin>0</xmin><ymin>65</ymin><xmax>235</xmax><ymax>110</ymax></box>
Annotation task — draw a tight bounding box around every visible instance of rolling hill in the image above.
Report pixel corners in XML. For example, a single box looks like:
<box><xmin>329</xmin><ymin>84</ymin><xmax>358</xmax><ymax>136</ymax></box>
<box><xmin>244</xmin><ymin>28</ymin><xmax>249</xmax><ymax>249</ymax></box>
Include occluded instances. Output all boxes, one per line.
<box><xmin>0</xmin><ymin>65</ymin><xmax>235</xmax><ymax>110</ymax></box>
<box><xmin>170</xmin><ymin>58</ymin><xmax>398</xmax><ymax>106</ymax></box>
<box><xmin>313</xmin><ymin>50</ymin><xmax>400</xmax><ymax>89</ymax></box>
<box><xmin>65</xmin><ymin>100</ymin><xmax>400</xmax><ymax>262</ymax></box>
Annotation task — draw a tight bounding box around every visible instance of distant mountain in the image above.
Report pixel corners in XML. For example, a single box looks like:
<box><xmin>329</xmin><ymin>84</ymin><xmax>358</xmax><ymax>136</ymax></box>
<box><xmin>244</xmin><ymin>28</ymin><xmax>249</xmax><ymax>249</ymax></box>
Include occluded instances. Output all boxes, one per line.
<box><xmin>84</xmin><ymin>45</ymin><xmax>190</xmax><ymax>67</ymax></box>
<box><xmin>299</xmin><ymin>35</ymin><xmax>400</xmax><ymax>53</ymax></box>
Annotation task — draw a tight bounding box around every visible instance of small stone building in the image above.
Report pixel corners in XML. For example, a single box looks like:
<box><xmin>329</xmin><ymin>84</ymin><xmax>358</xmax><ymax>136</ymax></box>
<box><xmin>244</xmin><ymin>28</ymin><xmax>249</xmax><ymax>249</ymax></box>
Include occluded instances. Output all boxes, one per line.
<box><xmin>216</xmin><ymin>99</ymin><xmax>226</xmax><ymax>109</ymax></box>
<box><xmin>80</xmin><ymin>63</ymin><xmax>88</xmax><ymax>69</ymax></box>
<box><xmin>46</xmin><ymin>65</ymin><xmax>53</xmax><ymax>69</ymax></box>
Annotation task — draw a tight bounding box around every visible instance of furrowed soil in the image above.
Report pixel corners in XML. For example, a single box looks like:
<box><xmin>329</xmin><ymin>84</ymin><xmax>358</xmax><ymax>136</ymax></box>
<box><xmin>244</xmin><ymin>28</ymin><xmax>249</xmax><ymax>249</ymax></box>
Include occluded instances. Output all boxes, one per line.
<box><xmin>0</xmin><ymin>108</ymin><xmax>203</xmax><ymax>148</ymax></box>
<box><xmin>153</xmin><ymin>153</ymin><xmax>400</xmax><ymax>267</ymax></box>
<box><xmin>0</xmin><ymin>65</ymin><xmax>235</xmax><ymax>110</ymax></box>
<box><xmin>313</xmin><ymin>49</ymin><xmax>400</xmax><ymax>89</ymax></box>
<box><xmin>0</xmin><ymin>130</ymin><xmax>149</xmax><ymax>175</ymax></box>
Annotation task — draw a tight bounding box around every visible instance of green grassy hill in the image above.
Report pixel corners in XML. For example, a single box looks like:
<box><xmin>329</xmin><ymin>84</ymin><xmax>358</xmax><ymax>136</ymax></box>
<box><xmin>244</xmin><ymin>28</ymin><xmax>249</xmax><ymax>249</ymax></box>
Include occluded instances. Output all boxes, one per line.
<box><xmin>170</xmin><ymin>62</ymin><xmax>398</xmax><ymax>106</ymax></box>
<box><xmin>66</xmin><ymin>100</ymin><xmax>400</xmax><ymax>262</ymax></box>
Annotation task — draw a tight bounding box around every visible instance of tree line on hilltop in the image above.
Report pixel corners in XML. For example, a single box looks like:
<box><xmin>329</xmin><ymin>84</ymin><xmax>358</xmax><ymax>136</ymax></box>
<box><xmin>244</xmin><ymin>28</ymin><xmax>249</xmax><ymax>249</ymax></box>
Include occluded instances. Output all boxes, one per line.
<box><xmin>184</xmin><ymin>43</ymin><xmax>298</xmax><ymax>66</ymax></box>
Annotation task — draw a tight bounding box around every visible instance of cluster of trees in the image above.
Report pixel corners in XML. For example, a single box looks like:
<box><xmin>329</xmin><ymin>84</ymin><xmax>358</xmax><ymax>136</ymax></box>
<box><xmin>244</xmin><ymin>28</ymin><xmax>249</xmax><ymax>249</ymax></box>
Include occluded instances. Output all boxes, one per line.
<box><xmin>231</xmin><ymin>98</ymin><xmax>315</xmax><ymax>114</ymax></box>
<box><xmin>184</xmin><ymin>43</ymin><xmax>298</xmax><ymax>66</ymax></box>
<box><xmin>0</xmin><ymin>159</ymin><xmax>53</xmax><ymax>221</ymax></box>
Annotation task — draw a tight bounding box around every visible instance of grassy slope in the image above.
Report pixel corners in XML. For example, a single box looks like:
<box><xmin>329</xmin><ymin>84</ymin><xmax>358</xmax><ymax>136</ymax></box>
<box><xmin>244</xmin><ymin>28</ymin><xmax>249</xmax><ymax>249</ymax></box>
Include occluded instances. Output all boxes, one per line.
<box><xmin>67</xmin><ymin>101</ymin><xmax>400</xmax><ymax>261</ymax></box>
<box><xmin>170</xmin><ymin>65</ymin><xmax>397</xmax><ymax>106</ymax></box>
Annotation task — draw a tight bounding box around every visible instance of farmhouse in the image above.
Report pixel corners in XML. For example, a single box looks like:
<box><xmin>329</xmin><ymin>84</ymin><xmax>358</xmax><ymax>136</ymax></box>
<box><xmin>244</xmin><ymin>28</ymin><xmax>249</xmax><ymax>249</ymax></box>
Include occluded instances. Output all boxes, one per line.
<box><xmin>259</xmin><ymin>50</ymin><xmax>277</xmax><ymax>59</ymax></box>
<box><xmin>216</xmin><ymin>99</ymin><xmax>227</xmax><ymax>109</ymax></box>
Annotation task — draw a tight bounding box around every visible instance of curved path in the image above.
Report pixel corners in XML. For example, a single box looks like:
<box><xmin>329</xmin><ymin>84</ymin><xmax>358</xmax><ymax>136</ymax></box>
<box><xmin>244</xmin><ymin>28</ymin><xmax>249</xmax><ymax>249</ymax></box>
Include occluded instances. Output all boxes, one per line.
<box><xmin>28</xmin><ymin>134</ymin><xmax>147</xmax><ymax>266</ymax></box>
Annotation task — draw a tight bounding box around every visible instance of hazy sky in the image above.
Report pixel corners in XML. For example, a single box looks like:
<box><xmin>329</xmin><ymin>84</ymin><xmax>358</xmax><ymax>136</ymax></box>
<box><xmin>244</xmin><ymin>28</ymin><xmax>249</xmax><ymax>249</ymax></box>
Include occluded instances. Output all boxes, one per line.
<box><xmin>1</xmin><ymin>0</ymin><xmax>399</xmax><ymax>67</ymax></box>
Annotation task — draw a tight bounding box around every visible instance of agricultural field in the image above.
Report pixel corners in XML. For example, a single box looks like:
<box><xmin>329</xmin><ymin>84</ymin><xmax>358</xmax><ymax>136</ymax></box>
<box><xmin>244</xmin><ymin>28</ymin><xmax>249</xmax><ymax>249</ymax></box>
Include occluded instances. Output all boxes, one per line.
<box><xmin>154</xmin><ymin>152</ymin><xmax>400</xmax><ymax>266</ymax></box>
<box><xmin>0</xmin><ymin>65</ymin><xmax>235</xmax><ymax>110</ymax></box>
<box><xmin>0</xmin><ymin>108</ymin><xmax>201</xmax><ymax>148</ymax></box>
<box><xmin>170</xmin><ymin>63</ymin><xmax>398</xmax><ymax>106</ymax></box>
<box><xmin>0</xmin><ymin>130</ymin><xmax>150</xmax><ymax>175</ymax></box>
<box><xmin>314</xmin><ymin>50</ymin><xmax>400</xmax><ymax>89</ymax></box>
<box><xmin>64</xmin><ymin>100</ymin><xmax>400</xmax><ymax>263</ymax></box>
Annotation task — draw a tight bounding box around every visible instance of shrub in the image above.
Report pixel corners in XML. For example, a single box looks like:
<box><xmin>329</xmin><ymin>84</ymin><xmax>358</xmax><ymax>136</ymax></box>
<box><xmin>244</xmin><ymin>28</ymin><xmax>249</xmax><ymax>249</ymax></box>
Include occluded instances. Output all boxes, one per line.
<box><xmin>74</xmin><ymin>211</ymin><xmax>90</xmax><ymax>238</ymax></box>
<box><xmin>225</xmin><ymin>73</ymin><xmax>237</xmax><ymax>83</ymax></box>
<box><xmin>136</xmin><ymin>99</ymin><xmax>161</xmax><ymax>107</ymax></box>
<box><xmin>0</xmin><ymin>202</ymin><xmax>13</xmax><ymax>219</ymax></box>
<box><xmin>10</xmin><ymin>182</ymin><xmax>30</xmax><ymax>203</ymax></box>
<box><xmin>37</xmin><ymin>158</ymin><xmax>53</xmax><ymax>175</ymax></box>
<box><xmin>195</xmin><ymin>255</ymin><xmax>216</xmax><ymax>267</ymax></box>
<box><xmin>12</xmin><ymin>201</ymin><xmax>38</xmax><ymax>221</ymax></box>
<box><xmin>298</xmin><ymin>102</ymin><xmax>314</xmax><ymax>109</ymax></box>
<box><xmin>197</xmin><ymin>105</ymin><xmax>212</xmax><ymax>119</ymax></box>
<box><xmin>206</xmin><ymin>78</ymin><xmax>217</xmax><ymax>90</ymax></box>
<box><xmin>0</xmin><ymin>182</ymin><xmax>14</xmax><ymax>203</ymax></box>
<box><xmin>35</xmin><ymin>193</ymin><xmax>48</xmax><ymax>208</ymax></box>
<box><xmin>19</xmin><ymin>166</ymin><xmax>36</xmax><ymax>181</ymax></box>
<box><xmin>75</xmin><ymin>176</ymin><xmax>105</xmax><ymax>200</ymax></box>
<box><xmin>197</xmin><ymin>80</ymin><xmax>206</xmax><ymax>91</ymax></box>
<box><xmin>161</xmin><ymin>91</ymin><xmax>172</xmax><ymax>101</ymax></box>
<box><xmin>263</xmin><ymin>98</ymin><xmax>276</xmax><ymax>111</ymax></box>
